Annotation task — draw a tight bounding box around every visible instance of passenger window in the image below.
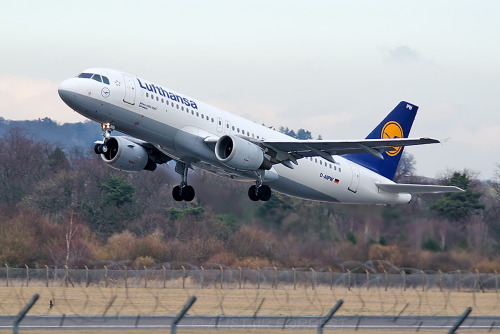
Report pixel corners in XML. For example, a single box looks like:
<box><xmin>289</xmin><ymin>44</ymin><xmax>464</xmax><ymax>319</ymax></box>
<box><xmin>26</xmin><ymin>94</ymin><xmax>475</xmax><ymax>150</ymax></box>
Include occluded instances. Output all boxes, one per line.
<box><xmin>320</xmin><ymin>160</ymin><xmax>323</xmax><ymax>165</ymax></box>
<box><xmin>156</xmin><ymin>97</ymin><xmax>159</xmax><ymax>101</ymax></box>
<box><xmin>102</xmin><ymin>76</ymin><xmax>110</xmax><ymax>84</ymax></box>
<box><xmin>146</xmin><ymin>92</ymin><xmax>149</xmax><ymax>97</ymax></box>
<box><xmin>196</xmin><ymin>112</ymin><xmax>199</xmax><ymax>117</ymax></box>
<box><xmin>151</xmin><ymin>94</ymin><xmax>154</xmax><ymax>99</ymax></box>
<box><xmin>212</xmin><ymin>118</ymin><xmax>214</xmax><ymax>122</ymax></box>
<box><xmin>91</xmin><ymin>74</ymin><xmax>102</xmax><ymax>82</ymax></box>
<box><xmin>232</xmin><ymin>126</ymin><xmax>235</xmax><ymax>131</ymax></box>
<box><xmin>167</xmin><ymin>101</ymin><xmax>169</xmax><ymax>106</ymax></box>
<box><xmin>191</xmin><ymin>110</ymin><xmax>194</xmax><ymax>115</ymax></box>
<box><xmin>161</xmin><ymin>98</ymin><xmax>164</xmax><ymax>103</ymax></box>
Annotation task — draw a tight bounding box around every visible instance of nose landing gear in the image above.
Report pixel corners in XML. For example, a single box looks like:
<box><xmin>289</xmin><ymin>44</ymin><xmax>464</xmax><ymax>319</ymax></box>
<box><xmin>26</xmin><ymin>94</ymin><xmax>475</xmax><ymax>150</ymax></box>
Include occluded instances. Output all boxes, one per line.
<box><xmin>94</xmin><ymin>123</ymin><xmax>115</xmax><ymax>155</ymax></box>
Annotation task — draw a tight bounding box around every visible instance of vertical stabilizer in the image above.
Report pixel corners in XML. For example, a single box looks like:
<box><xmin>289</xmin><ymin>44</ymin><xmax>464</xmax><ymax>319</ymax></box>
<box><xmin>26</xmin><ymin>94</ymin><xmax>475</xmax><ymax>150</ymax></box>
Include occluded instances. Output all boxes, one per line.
<box><xmin>344</xmin><ymin>101</ymin><xmax>418</xmax><ymax>180</ymax></box>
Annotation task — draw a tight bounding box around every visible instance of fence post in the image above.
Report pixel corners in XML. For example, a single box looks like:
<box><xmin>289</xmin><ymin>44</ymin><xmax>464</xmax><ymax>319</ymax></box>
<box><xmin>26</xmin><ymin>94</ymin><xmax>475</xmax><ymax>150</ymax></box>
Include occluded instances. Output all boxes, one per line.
<box><xmin>45</xmin><ymin>265</ymin><xmax>49</xmax><ymax>287</ymax></box>
<box><xmin>162</xmin><ymin>265</ymin><xmax>166</xmax><ymax>289</ymax></box>
<box><xmin>317</xmin><ymin>299</ymin><xmax>344</xmax><ymax>334</ymax></box>
<box><xmin>347</xmin><ymin>270</ymin><xmax>351</xmax><ymax>291</ymax></box>
<box><xmin>85</xmin><ymin>266</ymin><xmax>89</xmax><ymax>287</ymax></box>
<box><xmin>274</xmin><ymin>267</ymin><xmax>278</xmax><ymax>289</ymax></box>
<box><xmin>239</xmin><ymin>267</ymin><xmax>242</xmax><ymax>289</ymax></box>
<box><xmin>293</xmin><ymin>268</ymin><xmax>297</xmax><ymax>290</ymax></box>
<box><xmin>171</xmin><ymin>296</ymin><xmax>197</xmax><ymax>334</ymax></box>
<box><xmin>5</xmin><ymin>263</ymin><xmax>9</xmax><ymax>287</ymax></box>
<box><xmin>401</xmin><ymin>271</ymin><xmax>406</xmax><ymax>291</ymax></box>
<box><xmin>330</xmin><ymin>268</ymin><xmax>334</xmax><ymax>290</ymax></box>
<box><xmin>124</xmin><ymin>266</ymin><xmax>128</xmax><ymax>289</ymax></box>
<box><xmin>495</xmin><ymin>270</ymin><xmax>498</xmax><ymax>294</ymax></box>
<box><xmin>104</xmin><ymin>266</ymin><xmax>108</xmax><ymax>288</ymax></box>
<box><xmin>25</xmin><ymin>264</ymin><xmax>29</xmax><ymax>287</ymax></box>
<box><xmin>257</xmin><ymin>266</ymin><xmax>260</xmax><ymax>290</ymax></box>
<box><xmin>220</xmin><ymin>266</ymin><xmax>223</xmax><ymax>289</ymax></box>
<box><xmin>457</xmin><ymin>270</ymin><xmax>461</xmax><ymax>292</ymax></box>
<box><xmin>182</xmin><ymin>266</ymin><xmax>186</xmax><ymax>289</ymax></box>
<box><xmin>384</xmin><ymin>270</ymin><xmax>388</xmax><ymax>291</ymax></box>
<box><xmin>64</xmin><ymin>265</ymin><xmax>69</xmax><ymax>287</ymax></box>
<box><xmin>201</xmin><ymin>266</ymin><xmax>204</xmax><ymax>289</ymax></box>
<box><xmin>365</xmin><ymin>270</ymin><xmax>369</xmax><ymax>290</ymax></box>
<box><xmin>438</xmin><ymin>270</ymin><xmax>443</xmax><ymax>292</ymax></box>
<box><xmin>13</xmin><ymin>294</ymin><xmax>39</xmax><ymax>334</ymax></box>
<box><xmin>311</xmin><ymin>268</ymin><xmax>316</xmax><ymax>290</ymax></box>
<box><xmin>448</xmin><ymin>307</ymin><xmax>472</xmax><ymax>334</ymax></box>
<box><xmin>144</xmin><ymin>266</ymin><xmax>148</xmax><ymax>288</ymax></box>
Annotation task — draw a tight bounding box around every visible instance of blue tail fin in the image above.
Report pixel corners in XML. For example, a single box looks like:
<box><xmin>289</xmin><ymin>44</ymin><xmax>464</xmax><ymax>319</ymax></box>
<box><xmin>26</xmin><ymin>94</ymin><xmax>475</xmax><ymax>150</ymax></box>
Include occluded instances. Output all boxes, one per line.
<box><xmin>344</xmin><ymin>101</ymin><xmax>418</xmax><ymax>180</ymax></box>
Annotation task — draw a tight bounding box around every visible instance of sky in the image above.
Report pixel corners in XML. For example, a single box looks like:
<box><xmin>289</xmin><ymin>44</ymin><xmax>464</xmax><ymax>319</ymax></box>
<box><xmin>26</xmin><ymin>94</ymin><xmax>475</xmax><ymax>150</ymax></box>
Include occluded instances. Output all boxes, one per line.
<box><xmin>0</xmin><ymin>1</ymin><xmax>499</xmax><ymax>179</ymax></box>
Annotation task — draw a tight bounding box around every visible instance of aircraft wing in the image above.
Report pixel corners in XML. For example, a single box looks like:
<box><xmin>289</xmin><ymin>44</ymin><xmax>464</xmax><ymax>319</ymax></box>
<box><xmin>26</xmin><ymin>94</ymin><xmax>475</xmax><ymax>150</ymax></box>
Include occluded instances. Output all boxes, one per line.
<box><xmin>376</xmin><ymin>183</ymin><xmax>464</xmax><ymax>194</ymax></box>
<box><xmin>259</xmin><ymin>137</ymin><xmax>439</xmax><ymax>166</ymax></box>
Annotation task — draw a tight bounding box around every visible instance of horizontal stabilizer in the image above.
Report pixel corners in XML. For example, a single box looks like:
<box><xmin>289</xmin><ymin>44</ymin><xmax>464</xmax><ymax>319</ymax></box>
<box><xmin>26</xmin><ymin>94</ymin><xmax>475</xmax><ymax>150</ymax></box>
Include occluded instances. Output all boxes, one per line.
<box><xmin>376</xmin><ymin>183</ymin><xmax>464</xmax><ymax>194</ymax></box>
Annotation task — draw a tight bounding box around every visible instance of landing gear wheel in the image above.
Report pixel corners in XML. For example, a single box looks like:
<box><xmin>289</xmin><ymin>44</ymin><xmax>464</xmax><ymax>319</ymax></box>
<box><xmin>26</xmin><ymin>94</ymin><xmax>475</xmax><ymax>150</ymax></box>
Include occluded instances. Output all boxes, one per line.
<box><xmin>94</xmin><ymin>144</ymin><xmax>108</xmax><ymax>155</ymax></box>
<box><xmin>257</xmin><ymin>185</ymin><xmax>272</xmax><ymax>201</ymax></box>
<box><xmin>181</xmin><ymin>185</ymin><xmax>195</xmax><ymax>202</ymax></box>
<box><xmin>172</xmin><ymin>185</ymin><xmax>183</xmax><ymax>201</ymax></box>
<box><xmin>248</xmin><ymin>185</ymin><xmax>260</xmax><ymax>201</ymax></box>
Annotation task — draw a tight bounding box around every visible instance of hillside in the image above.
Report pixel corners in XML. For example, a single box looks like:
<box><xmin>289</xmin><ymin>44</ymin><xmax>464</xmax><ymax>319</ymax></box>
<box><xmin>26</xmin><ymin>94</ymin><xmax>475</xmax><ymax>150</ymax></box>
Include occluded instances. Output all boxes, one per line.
<box><xmin>0</xmin><ymin>121</ymin><xmax>499</xmax><ymax>272</ymax></box>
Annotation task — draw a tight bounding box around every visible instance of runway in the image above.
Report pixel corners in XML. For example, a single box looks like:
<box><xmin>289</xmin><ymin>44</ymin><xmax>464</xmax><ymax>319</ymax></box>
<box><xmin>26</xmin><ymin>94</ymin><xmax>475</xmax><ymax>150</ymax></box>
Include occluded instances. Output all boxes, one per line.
<box><xmin>1</xmin><ymin>315</ymin><xmax>499</xmax><ymax>331</ymax></box>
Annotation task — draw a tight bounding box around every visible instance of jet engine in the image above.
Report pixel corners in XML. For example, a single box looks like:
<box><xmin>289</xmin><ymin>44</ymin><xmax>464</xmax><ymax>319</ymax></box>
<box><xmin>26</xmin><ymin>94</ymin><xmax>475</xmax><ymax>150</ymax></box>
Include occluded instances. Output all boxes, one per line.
<box><xmin>215</xmin><ymin>135</ymin><xmax>270</xmax><ymax>170</ymax></box>
<box><xmin>96</xmin><ymin>136</ymin><xmax>157</xmax><ymax>172</ymax></box>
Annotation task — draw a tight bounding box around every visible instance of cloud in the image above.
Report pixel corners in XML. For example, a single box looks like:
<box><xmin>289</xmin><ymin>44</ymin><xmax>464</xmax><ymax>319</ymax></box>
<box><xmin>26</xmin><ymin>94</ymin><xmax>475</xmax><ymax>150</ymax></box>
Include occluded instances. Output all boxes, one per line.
<box><xmin>382</xmin><ymin>45</ymin><xmax>422</xmax><ymax>64</ymax></box>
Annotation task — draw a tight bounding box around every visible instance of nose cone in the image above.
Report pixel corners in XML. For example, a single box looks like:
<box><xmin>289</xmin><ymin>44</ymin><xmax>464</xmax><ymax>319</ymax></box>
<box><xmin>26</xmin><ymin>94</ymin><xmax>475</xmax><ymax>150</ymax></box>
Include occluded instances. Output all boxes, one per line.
<box><xmin>58</xmin><ymin>78</ymin><xmax>78</xmax><ymax>105</ymax></box>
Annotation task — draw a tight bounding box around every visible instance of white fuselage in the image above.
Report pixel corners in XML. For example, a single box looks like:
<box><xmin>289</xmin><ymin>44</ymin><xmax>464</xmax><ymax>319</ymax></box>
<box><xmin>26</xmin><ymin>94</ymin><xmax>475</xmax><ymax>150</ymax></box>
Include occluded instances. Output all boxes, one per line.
<box><xmin>58</xmin><ymin>68</ymin><xmax>411</xmax><ymax>204</ymax></box>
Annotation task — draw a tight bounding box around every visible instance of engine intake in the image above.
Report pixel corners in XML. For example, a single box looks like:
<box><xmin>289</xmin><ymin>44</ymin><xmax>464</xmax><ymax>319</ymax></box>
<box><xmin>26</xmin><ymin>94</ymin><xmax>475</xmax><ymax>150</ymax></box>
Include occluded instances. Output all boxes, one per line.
<box><xmin>99</xmin><ymin>136</ymin><xmax>156</xmax><ymax>172</ymax></box>
<box><xmin>215</xmin><ymin>135</ymin><xmax>269</xmax><ymax>170</ymax></box>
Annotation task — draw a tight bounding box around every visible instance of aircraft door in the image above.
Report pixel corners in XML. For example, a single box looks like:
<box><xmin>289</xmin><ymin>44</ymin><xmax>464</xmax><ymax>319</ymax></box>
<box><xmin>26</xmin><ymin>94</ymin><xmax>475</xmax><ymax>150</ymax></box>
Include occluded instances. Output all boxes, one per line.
<box><xmin>122</xmin><ymin>74</ymin><xmax>136</xmax><ymax>105</ymax></box>
<box><xmin>348</xmin><ymin>162</ymin><xmax>360</xmax><ymax>193</ymax></box>
<box><xmin>217</xmin><ymin>117</ymin><xmax>223</xmax><ymax>133</ymax></box>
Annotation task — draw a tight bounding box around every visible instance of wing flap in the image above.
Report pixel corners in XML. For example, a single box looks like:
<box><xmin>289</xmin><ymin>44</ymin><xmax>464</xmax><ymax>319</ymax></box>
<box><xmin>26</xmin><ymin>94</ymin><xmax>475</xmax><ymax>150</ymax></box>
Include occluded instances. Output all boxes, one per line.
<box><xmin>263</xmin><ymin>137</ymin><xmax>439</xmax><ymax>155</ymax></box>
<box><xmin>376</xmin><ymin>183</ymin><xmax>464</xmax><ymax>194</ymax></box>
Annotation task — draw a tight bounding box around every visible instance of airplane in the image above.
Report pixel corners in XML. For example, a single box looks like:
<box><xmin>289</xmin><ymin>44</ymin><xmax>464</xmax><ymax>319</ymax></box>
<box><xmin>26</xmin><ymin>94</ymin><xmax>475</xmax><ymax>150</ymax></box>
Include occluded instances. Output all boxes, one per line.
<box><xmin>58</xmin><ymin>68</ymin><xmax>463</xmax><ymax>204</ymax></box>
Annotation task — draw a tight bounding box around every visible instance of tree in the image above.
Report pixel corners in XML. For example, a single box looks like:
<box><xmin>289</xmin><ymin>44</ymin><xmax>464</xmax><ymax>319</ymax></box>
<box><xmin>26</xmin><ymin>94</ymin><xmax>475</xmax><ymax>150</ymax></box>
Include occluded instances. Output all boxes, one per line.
<box><xmin>430</xmin><ymin>171</ymin><xmax>484</xmax><ymax>228</ymax></box>
<box><xmin>101</xmin><ymin>175</ymin><xmax>135</xmax><ymax>207</ymax></box>
<box><xmin>393</xmin><ymin>152</ymin><xmax>416</xmax><ymax>182</ymax></box>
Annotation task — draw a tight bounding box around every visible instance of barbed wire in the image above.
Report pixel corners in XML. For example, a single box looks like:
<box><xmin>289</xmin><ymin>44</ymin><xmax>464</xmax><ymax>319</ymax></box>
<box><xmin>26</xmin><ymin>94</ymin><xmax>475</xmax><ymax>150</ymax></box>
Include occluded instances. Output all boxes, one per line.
<box><xmin>0</xmin><ymin>261</ymin><xmax>498</xmax><ymax>318</ymax></box>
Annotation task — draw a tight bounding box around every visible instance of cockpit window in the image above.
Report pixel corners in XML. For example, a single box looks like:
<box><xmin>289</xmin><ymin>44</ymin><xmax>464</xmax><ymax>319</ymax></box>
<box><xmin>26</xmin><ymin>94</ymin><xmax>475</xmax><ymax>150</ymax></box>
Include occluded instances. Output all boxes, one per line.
<box><xmin>91</xmin><ymin>74</ymin><xmax>102</xmax><ymax>82</ymax></box>
<box><xmin>77</xmin><ymin>72</ymin><xmax>110</xmax><ymax>85</ymax></box>
<box><xmin>78</xmin><ymin>73</ymin><xmax>92</xmax><ymax>78</ymax></box>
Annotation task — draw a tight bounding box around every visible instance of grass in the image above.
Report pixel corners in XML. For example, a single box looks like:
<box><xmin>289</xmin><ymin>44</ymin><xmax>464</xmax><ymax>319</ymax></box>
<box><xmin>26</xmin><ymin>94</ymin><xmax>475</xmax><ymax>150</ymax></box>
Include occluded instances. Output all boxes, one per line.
<box><xmin>0</xmin><ymin>283</ymin><xmax>498</xmax><ymax>317</ymax></box>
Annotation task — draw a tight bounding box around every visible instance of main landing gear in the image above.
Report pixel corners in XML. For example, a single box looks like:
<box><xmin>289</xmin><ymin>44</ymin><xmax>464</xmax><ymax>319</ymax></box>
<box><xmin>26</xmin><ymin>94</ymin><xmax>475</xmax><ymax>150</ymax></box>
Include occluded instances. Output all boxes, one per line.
<box><xmin>248</xmin><ymin>174</ymin><xmax>272</xmax><ymax>201</ymax></box>
<box><xmin>94</xmin><ymin>123</ymin><xmax>115</xmax><ymax>155</ymax></box>
<box><xmin>172</xmin><ymin>161</ymin><xmax>195</xmax><ymax>202</ymax></box>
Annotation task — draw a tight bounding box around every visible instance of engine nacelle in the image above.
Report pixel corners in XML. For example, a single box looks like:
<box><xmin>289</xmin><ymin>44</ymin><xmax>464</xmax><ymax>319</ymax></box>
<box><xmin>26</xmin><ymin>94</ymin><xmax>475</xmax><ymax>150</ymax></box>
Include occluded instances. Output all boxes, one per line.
<box><xmin>100</xmin><ymin>136</ymin><xmax>156</xmax><ymax>172</ymax></box>
<box><xmin>215</xmin><ymin>135</ymin><xmax>268</xmax><ymax>170</ymax></box>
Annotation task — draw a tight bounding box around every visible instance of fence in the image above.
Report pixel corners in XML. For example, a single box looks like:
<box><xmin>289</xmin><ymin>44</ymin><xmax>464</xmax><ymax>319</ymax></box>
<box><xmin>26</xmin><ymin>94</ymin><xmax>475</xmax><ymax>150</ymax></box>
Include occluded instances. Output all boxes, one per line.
<box><xmin>1</xmin><ymin>263</ymin><xmax>498</xmax><ymax>291</ymax></box>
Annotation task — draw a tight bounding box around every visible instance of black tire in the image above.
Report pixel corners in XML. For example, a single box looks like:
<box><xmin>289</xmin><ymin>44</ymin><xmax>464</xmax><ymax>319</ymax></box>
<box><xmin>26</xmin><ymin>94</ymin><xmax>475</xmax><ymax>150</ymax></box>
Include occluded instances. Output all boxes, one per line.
<box><xmin>172</xmin><ymin>185</ymin><xmax>183</xmax><ymax>201</ymax></box>
<box><xmin>182</xmin><ymin>185</ymin><xmax>195</xmax><ymax>202</ymax></box>
<box><xmin>94</xmin><ymin>143</ymin><xmax>102</xmax><ymax>155</ymax></box>
<box><xmin>257</xmin><ymin>185</ymin><xmax>272</xmax><ymax>201</ymax></box>
<box><xmin>248</xmin><ymin>185</ymin><xmax>260</xmax><ymax>201</ymax></box>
